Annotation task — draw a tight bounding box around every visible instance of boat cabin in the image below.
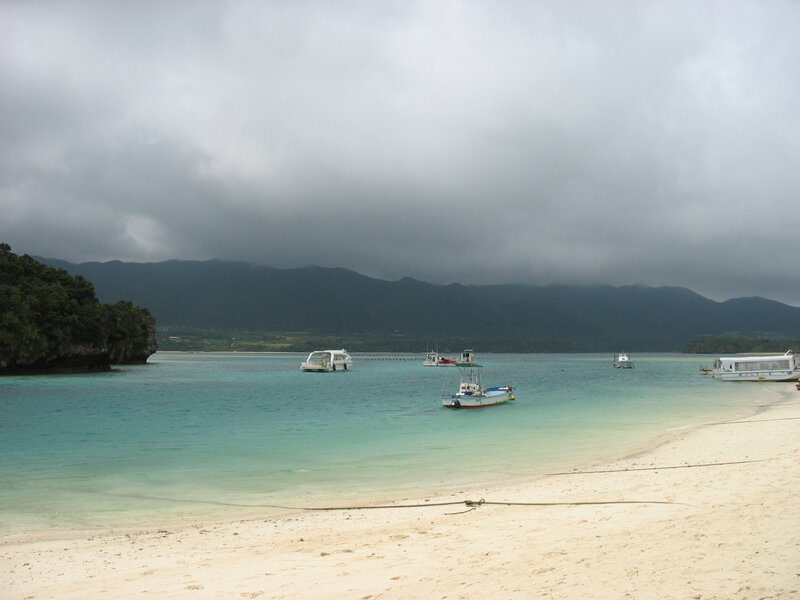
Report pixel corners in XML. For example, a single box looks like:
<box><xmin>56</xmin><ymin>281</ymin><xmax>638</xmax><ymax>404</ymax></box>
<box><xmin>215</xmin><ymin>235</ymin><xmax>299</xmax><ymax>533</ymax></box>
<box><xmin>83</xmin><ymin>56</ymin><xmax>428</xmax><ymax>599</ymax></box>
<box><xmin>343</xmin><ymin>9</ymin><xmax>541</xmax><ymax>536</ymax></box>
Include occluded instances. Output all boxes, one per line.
<box><xmin>460</xmin><ymin>349</ymin><xmax>476</xmax><ymax>363</ymax></box>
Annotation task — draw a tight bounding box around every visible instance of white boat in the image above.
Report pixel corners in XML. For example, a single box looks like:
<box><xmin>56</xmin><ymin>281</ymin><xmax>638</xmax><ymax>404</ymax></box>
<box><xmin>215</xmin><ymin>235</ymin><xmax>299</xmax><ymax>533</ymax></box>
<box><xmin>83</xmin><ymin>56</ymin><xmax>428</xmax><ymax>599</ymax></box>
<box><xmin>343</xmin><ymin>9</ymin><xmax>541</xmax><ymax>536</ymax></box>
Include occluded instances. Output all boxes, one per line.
<box><xmin>613</xmin><ymin>353</ymin><xmax>634</xmax><ymax>368</ymax></box>
<box><xmin>423</xmin><ymin>351</ymin><xmax>457</xmax><ymax>366</ymax></box>
<box><xmin>423</xmin><ymin>351</ymin><xmax>439</xmax><ymax>366</ymax></box>
<box><xmin>300</xmin><ymin>349</ymin><xmax>353</xmax><ymax>372</ymax></box>
<box><xmin>711</xmin><ymin>349</ymin><xmax>800</xmax><ymax>382</ymax></box>
<box><xmin>441</xmin><ymin>361</ymin><xmax>515</xmax><ymax>409</ymax></box>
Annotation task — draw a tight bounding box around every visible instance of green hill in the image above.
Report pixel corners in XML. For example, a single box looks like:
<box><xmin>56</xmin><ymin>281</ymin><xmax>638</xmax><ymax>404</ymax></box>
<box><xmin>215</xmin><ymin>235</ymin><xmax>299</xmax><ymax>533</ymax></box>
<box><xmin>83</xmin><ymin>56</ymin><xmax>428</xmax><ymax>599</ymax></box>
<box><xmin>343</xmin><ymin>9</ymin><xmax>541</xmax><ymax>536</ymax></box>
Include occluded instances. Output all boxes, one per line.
<box><xmin>37</xmin><ymin>257</ymin><xmax>800</xmax><ymax>352</ymax></box>
<box><xmin>1</xmin><ymin>245</ymin><xmax>157</xmax><ymax>373</ymax></box>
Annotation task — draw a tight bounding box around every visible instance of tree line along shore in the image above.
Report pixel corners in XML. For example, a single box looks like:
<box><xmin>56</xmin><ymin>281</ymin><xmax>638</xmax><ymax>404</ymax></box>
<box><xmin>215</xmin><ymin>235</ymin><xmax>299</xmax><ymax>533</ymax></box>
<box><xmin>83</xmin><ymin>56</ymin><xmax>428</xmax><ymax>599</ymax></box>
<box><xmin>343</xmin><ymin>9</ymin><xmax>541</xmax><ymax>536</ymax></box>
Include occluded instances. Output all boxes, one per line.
<box><xmin>156</xmin><ymin>326</ymin><xmax>800</xmax><ymax>355</ymax></box>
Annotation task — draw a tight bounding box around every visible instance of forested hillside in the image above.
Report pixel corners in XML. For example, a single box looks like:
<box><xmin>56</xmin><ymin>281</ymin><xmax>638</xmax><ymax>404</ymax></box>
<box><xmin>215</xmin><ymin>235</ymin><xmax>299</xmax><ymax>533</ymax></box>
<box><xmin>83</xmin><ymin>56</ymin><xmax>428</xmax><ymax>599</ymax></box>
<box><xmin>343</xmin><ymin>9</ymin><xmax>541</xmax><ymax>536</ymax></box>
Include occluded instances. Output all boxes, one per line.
<box><xmin>1</xmin><ymin>245</ymin><xmax>157</xmax><ymax>373</ymax></box>
<box><xmin>39</xmin><ymin>258</ymin><xmax>800</xmax><ymax>352</ymax></box>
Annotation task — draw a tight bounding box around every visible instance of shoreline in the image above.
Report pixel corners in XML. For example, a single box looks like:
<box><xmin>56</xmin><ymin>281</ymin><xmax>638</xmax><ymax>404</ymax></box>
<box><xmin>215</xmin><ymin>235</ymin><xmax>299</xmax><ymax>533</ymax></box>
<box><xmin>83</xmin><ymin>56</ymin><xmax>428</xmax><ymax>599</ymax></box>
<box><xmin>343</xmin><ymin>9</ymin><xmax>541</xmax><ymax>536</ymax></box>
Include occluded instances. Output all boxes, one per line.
<box><xmin>3</xmin><ymin>385</ymin><xmax>799</xmax><ymax>599</ymax></box>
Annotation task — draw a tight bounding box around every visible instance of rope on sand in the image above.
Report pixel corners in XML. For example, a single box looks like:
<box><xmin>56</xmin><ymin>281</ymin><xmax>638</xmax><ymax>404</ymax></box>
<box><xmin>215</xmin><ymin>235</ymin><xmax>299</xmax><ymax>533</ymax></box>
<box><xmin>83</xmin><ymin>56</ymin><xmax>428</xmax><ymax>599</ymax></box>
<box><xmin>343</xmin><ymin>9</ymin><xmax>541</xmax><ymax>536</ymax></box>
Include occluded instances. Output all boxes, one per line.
<box><xmin>263</xmin><ymin>498</ymin><xmax>691</xmax><ymax>512</ymax></box>
<box><xmin>714</xmin><ymin>416</ymin><xmax>800</xmax><ymax>424</ymax></box>
<box><xmin>92</xmin><ymin>491</ymin><xmax>690</xmax><ymax>512</ymax></box>
<box><xmin>97</xmin><ymin>458</ymin><xmax>775</xmax><ymax>513</ymax></box>
<box><xmin>546</xmin><ymin>458</ymin><xmax>771</xmax><ymax>476</ymax></box>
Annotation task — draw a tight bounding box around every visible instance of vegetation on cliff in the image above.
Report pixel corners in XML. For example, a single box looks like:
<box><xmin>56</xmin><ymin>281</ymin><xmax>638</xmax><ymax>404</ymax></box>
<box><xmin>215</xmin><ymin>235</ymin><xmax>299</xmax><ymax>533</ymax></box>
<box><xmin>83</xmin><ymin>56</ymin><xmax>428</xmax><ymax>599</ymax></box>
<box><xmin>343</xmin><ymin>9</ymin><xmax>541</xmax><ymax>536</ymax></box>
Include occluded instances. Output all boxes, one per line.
<box><xmin>0</xmin><ymin>244</ymin><xmax>156</xmax><ymax>373</ymax></box>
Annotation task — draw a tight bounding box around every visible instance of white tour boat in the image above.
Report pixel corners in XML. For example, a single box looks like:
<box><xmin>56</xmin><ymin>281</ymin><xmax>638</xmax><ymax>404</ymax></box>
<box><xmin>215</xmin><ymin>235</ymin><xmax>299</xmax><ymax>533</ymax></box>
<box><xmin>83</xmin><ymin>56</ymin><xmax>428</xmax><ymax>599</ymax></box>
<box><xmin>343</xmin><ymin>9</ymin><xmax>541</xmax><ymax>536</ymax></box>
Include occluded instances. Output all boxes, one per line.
<box><xmin>441</xmin><ymin>361</ymin><xmax>515</xmax><ymax>409</ymax></box>
<box><xmin>711</xmin><ymin>349</ymin><xmax>800</xmax><ymax>382</ymax></box>
<box><xmin>300</xmin><ymin>349</ymin><xmax>353</xmax><ymax>372</ymax></box>
<box><xmin>613</xmin><ymin>353</ymin><xmax>634</xmax><ymax>368</ymax></box>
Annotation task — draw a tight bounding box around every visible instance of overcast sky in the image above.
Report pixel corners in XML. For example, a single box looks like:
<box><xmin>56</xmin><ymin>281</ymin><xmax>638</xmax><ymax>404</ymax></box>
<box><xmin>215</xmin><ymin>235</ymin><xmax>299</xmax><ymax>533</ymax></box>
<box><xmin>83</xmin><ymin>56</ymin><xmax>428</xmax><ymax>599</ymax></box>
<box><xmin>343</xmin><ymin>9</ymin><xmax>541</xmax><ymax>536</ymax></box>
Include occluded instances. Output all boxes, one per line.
<box><xmin>2</xmin><ymin>1</ymin><xmax>799</xmax><ymax>306</ymax></box>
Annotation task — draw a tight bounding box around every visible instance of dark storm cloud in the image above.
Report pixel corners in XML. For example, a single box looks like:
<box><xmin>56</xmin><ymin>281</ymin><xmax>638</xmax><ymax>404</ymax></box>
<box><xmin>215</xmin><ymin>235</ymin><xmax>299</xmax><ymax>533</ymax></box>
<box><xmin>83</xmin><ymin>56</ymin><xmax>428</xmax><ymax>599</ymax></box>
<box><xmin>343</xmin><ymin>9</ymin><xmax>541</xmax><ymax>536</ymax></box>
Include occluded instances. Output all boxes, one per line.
<box><xmin>2</xmin><ymin>1</ymin><xmax>799</xmax><ymax>305</ymax></box>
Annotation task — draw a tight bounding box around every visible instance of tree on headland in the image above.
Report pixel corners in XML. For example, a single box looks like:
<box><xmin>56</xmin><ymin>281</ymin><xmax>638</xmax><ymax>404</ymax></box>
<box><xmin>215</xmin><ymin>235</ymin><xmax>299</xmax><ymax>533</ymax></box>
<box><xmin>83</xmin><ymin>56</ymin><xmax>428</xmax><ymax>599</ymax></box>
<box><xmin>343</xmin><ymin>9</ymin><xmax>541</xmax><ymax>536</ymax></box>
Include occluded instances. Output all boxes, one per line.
<box><xmin>0</xmin><ymin>243</ymin><xmax>157</xmax><ymax>373</ymax></box>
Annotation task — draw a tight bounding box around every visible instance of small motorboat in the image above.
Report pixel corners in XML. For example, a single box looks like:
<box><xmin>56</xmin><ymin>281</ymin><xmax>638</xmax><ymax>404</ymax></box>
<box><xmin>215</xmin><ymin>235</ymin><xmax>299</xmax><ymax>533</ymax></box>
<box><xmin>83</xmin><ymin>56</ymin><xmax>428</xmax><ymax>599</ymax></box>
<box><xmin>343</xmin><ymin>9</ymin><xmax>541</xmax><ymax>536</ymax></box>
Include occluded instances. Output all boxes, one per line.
<box><xmin>441</xmin><ymin>361</ymin><xmax>515</xmax><ymax>409</ymax></box>
<box><xmin>613</xmin><ymin>353</ymin><xmax>634</xmax><ymax>368</ymax></box>
<box><xmin>424</xmin><ymin>350</ymin><xmax>457</xmax><ymax>366</ymax></box>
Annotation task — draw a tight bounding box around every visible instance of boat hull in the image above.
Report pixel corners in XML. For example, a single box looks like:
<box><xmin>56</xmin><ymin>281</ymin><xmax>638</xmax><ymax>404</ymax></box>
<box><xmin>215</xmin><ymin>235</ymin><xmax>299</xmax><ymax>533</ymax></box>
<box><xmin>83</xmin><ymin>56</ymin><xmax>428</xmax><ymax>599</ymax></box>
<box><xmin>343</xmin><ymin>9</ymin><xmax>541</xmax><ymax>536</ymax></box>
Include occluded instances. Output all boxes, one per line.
<box><xmin>442</xmin><ymin>387</ymin><xmax>515</xmax><ymax>409</ymax></box>
<box><xmin>711</xmin><ymin>370</ymin><xmax>800</xmax><ymax>382</ymax></box>
<box><xmin>301</xmin><ymin>365</ymin><xmax>350</xmax><ymax>372</ymax></box>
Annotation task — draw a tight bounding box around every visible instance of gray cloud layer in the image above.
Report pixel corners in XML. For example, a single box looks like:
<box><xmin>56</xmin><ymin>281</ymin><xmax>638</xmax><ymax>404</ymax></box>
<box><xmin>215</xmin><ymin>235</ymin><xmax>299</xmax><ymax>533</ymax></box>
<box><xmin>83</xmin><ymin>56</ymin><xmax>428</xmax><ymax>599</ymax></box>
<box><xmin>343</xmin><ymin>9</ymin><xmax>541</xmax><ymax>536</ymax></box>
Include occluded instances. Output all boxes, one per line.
<box><xmin>2</xmin><ymin>1</ymin><xmax>799</xmax><ymax>305</ymax></box>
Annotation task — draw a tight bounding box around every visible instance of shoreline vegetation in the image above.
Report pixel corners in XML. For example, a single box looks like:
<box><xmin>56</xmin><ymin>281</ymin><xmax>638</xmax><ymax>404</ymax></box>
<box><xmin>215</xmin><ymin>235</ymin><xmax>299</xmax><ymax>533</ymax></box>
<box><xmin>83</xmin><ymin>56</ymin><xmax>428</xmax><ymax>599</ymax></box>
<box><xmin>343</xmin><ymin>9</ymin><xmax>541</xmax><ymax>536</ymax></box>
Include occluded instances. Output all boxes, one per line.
<box><xmin>2</xmin><ymin>385</ymin><xmax>797</xmax><ymax>599</ymax></box>
<box><xmin>156</xmin><ymin>326</ymin><xmax>800</xmax><ymax>355</ymax></box>
<box><xmin>0</xmin><ymin>245</ymin><xmax>157</xmax><ymax>375</ymax></box>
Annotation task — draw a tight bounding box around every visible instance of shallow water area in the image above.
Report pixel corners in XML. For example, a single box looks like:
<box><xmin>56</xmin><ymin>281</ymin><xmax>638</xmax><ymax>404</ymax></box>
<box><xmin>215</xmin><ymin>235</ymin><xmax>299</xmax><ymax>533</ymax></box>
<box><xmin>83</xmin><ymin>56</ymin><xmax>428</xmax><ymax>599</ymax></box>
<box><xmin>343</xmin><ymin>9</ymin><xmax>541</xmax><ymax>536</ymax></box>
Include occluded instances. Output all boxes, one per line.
<box><xmin>0</xmin><ymin>351</ymin><xmax>779</xmax><ymax>535</ymax></box>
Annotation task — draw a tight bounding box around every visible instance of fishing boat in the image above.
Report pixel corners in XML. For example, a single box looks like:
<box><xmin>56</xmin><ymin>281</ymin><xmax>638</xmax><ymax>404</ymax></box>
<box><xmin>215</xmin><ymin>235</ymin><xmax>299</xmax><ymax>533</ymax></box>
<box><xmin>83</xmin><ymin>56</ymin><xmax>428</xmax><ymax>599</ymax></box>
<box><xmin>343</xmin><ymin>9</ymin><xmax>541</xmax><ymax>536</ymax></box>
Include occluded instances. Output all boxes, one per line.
<box><xmin>613</xmin><ymin>353</ymin><xmax>634</xmax><ymax>368</ymax></box>
<box><xmin>423</xmin><ymin>351</ymin><xmax>439</xmax><ymax>366</ymax></box>
<box><xmin>300</xmin><ymin>349</ymin><xmax>353</xmax><ymax>372</ymax></box>
<box><xmin>711</xmin><ymin>350</ymin><xmax>800</xmax><ymax>382</ymax></box>
<box><xmin>441</xmin><ymin>361</ymin><xmax>515</xmax><ymax>408</ymax></box>
<box><xmin>423</xmin><ymin>351</ymin><xmax>457</xmax><ymax>367</ymax></box>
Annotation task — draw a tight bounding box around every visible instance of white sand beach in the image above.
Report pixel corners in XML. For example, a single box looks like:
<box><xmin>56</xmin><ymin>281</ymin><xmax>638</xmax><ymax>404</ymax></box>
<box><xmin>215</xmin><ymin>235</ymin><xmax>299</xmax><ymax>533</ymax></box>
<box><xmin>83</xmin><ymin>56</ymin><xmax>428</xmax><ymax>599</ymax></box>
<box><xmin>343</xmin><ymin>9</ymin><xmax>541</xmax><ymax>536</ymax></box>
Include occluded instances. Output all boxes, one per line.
<box><xmin>3</xmin><ymin>386</ymin><xmax>799</xmax><ymax>599</ymax></box>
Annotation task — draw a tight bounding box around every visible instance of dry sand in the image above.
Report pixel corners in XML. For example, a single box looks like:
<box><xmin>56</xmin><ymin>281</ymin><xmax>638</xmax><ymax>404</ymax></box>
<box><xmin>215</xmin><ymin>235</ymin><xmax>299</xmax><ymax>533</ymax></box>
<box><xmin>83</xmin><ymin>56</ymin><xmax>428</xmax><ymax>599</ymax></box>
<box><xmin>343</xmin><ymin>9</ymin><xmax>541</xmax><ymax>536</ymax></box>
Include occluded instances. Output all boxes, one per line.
<box><xmin>3</xmin><ymin>386</ymin><xmax>799</xmax><ymax>599</ymax></box>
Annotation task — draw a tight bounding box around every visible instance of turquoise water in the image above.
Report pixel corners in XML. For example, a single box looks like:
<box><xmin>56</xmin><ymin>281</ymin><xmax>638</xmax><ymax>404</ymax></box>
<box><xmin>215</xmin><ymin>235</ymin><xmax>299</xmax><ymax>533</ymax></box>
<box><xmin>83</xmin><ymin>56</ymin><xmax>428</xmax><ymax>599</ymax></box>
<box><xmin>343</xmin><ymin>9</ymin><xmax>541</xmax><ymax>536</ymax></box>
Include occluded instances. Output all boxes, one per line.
<box><xmin>0</xmin><ymin>352</ymin><xmax>771</xmax><ymax>534</ymax></box>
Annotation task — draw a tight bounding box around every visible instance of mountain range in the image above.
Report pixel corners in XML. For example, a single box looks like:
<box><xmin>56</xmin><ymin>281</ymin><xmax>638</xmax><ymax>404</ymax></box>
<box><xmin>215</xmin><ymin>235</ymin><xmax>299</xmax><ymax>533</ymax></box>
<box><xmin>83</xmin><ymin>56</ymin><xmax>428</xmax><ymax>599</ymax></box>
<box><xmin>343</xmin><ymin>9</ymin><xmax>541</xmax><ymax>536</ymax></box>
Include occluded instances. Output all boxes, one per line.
<box><xmin>38</xmin><ymin>258</ymin><xmax>800</xmax><ymax>352</ymax></box>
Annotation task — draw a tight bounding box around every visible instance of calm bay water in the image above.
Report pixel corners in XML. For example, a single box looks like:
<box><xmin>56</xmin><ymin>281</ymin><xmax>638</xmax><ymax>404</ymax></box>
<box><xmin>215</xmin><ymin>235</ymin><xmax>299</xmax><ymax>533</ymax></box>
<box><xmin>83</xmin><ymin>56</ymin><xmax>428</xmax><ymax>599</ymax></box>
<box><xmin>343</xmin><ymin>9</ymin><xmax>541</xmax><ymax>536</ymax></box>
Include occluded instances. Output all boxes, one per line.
<box><xmin>0</xmin><ymin>352</ymin><xmax>771</xmax><ymax>534</ymax></box>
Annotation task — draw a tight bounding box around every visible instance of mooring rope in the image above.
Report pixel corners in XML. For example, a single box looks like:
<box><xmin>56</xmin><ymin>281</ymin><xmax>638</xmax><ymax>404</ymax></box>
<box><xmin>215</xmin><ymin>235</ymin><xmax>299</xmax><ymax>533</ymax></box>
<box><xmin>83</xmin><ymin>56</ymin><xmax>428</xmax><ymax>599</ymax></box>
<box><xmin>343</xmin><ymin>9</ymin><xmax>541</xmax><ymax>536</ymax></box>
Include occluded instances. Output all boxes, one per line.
<box><xmin>90</xmin><ymin>457</ymin><xmax>779</xmax><ymax>513</ymax></box>
<box><xmin>545</xmin><ymin>458</ymin><xmax>771</xmax><ymax>476</ymax></box>
<box><xmin>86</xmin><ymin>455</ymin><xmax>782</xmax><ymax>515</ymax></box>
<box><xmin>713</xmin><ymin>416</ymin><xmax>800</xmax><ymax>424</ymax></box>
<box><xmin>92</xmin><ymin>492</ymin><xmax>690</xmax><ymax>512</ymax></box>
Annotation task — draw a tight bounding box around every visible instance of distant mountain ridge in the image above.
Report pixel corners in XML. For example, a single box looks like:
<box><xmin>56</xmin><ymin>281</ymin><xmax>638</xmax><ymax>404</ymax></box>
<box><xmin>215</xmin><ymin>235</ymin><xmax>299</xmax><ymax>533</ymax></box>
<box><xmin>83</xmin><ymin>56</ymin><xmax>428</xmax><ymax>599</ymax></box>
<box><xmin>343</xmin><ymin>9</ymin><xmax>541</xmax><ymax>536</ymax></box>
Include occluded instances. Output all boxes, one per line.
<box><xmin>38</xmin><ymin>258</ymin><xmax>800</xmax><ymax>351</ymax></box>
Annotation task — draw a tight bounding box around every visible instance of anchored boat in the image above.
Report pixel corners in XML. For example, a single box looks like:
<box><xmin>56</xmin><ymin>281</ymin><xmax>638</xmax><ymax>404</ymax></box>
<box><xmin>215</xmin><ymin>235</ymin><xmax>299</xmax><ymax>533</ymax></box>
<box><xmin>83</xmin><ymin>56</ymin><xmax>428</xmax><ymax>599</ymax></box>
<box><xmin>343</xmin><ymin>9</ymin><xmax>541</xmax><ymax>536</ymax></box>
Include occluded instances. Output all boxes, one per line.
<box><xmin>300</xmin><ymin>349</ymin><xmax>353</xmax><ymax>372</ymax></box>
<box><xmin>613</xmin><ymin>353</ymin><xmax>634</xmax><ymax>368</ymax></box>
<box><xmin>423</xmin><ymin>351</ymin><xmax>457</xmax><ymax>367</ymax></box>
<box><xmin>441</xmin><ymin>361</ymin><xmax>515</xmax><ymax>409</ymax></box>
<box><xmin>711</xmin><ymin>349</ymin><xmax>800</xmax><ymax>382</ymax></box>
